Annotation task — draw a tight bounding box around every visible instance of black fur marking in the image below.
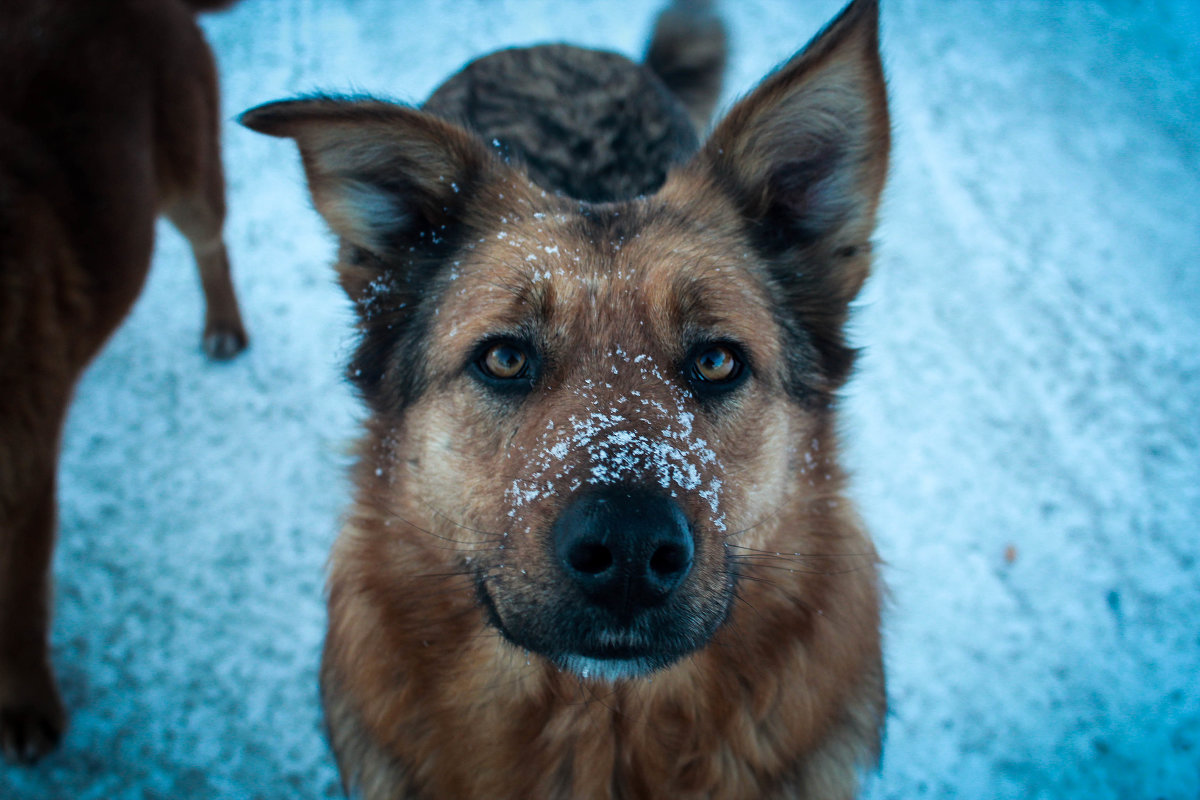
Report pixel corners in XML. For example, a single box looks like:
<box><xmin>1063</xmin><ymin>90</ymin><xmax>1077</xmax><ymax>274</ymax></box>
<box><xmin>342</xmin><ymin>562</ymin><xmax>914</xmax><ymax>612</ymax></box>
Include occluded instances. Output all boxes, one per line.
<box><xmin>344</xmin><ymin>219</ymin><xmax>480</xmax><ymax>414</ymax></box>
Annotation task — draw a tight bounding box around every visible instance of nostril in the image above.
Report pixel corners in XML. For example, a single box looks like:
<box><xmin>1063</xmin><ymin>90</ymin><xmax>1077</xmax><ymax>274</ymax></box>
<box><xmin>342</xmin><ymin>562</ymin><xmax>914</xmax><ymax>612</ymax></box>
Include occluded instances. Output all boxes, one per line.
<box><xmin>553</xmin><ymin>489</ymin><xmax>695</xmax><ymax>612</ymax></box>
<box><xmin>569</xmin><ymin>541</ymin><xmax>613</xmax><ymax>575</ymax></box>
<box><xmin>649</xmin><ymin>542</ymin><xmax>691</xmax><ymax>578</ymax></box>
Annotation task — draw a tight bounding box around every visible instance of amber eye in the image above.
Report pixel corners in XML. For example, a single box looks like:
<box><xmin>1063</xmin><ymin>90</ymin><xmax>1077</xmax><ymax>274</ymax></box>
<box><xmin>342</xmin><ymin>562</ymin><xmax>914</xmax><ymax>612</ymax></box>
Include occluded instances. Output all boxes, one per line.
<box><xmin>480</xmin><ymin>342</ymin><xmax>529</xmax><ymax>380</ymax></box>
<box><xmin>693</xmin><ymin>345</ymin><xmax>740</xmax><ymax>382</ymax></box>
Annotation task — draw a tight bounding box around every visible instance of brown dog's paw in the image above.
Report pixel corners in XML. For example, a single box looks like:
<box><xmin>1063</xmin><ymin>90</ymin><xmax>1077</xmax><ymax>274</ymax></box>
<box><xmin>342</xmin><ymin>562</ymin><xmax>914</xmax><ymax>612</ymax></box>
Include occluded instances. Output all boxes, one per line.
<box><xmin>202</xmin><ymin>325</ymin><xmax>248</xmax><ymax>361</ymax></box>
<box><xmin>0</xmin><ymin>704</ymin><xmax>64</xmax><ymax>764</ymax></box>
<box><xmin>0</xmin><ymin>663</ymin><xmax>65</xmax><ymax>764</ymax></box>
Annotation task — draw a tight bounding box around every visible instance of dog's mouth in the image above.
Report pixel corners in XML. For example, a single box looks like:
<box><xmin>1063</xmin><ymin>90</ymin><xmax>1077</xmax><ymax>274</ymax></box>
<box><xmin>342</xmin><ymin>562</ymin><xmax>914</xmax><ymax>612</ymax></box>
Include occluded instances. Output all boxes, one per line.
<box><xmin>552</xmin><ymin>627</ymin><xmax>683</xmax><ymax>679</ymax></box>
<box><xmin>474</xmin><ymin>564</ymin><xmax>728</xmax><ymax>682</ymax></box>
<box><xmin>470</xmin><ymin>585</ymin><xmax>696</xmax><ymax>681</ymax></box>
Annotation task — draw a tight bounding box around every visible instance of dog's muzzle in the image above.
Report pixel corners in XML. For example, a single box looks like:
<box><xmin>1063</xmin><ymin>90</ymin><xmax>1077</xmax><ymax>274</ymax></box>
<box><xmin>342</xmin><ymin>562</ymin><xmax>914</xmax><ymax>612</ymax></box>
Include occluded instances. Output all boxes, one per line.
<box><xmin>479</xmin><ymin>485</ymin><xmax>730</xmax><ymax>679</ymax></box>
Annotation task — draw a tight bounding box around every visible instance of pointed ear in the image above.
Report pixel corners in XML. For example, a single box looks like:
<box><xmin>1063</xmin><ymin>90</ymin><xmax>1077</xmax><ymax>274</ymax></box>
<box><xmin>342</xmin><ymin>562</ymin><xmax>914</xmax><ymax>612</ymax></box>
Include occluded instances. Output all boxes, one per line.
<box><xmin>699</xmin><ymin>0</ymin><xmax>889</xmax><ymax>304</ymax></box>
<box><xmin>241</xmin><ymin>97</ymin><xmax>514</xmax><ymax>409</ymax></box>
<box><xmin>240</xmin><ymin>96</ymin><xmax>500</xmax><ymax>266</ymax></box>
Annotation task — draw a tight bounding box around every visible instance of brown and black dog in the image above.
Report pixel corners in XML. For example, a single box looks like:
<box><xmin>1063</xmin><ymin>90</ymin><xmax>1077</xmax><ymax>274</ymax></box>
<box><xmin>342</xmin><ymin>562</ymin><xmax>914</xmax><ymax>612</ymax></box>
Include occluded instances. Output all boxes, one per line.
<box><xmin>245</xmin><ymin>0</ymin><xmax>888</xmax><ymax>796</ymax></box>
<box><xmin>0</xmin><ymin>0</ymin><xmax>247</xmax><ymax>763</ymax></box>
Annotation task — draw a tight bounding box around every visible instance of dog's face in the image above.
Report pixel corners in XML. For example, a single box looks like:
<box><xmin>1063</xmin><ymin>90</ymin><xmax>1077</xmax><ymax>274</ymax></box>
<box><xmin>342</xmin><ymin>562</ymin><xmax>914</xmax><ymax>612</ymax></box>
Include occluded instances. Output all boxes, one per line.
<box><xmin>243</xmin><ymin>0</ymin><xmax>887</xmax><ymax>680</ymax></box>
<box><xmin>378</xmin><ymin>188</ymin><xmax>814</xmax><ymax>678</ymax></box>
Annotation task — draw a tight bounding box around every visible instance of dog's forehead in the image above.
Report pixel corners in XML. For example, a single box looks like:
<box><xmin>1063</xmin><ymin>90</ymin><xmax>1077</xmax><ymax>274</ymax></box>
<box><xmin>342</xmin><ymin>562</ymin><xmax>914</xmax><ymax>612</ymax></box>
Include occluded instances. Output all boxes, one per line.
<box><xmin>435</xmin><ymin>195</ymin><xmax>779</xmax><ymax>364</ymax></box>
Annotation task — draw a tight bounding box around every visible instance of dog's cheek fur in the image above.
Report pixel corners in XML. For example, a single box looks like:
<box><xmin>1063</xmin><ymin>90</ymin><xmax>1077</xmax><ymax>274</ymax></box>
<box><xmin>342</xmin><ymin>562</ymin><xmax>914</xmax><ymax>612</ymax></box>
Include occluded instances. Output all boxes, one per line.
<box><xmin>322</xmin><ymin>396</ymin><xmax>537</xmax><ymax>796</ymax></box>
<box><xmin>382</xmin><ymin>388</ymin><xmax>521</xmax><ymax>534</ymax></box>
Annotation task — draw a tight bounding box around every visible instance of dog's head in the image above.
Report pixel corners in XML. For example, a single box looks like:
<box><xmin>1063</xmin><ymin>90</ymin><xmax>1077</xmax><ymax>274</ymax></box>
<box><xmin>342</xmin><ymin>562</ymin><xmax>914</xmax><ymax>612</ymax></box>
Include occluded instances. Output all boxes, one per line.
<box><xmin>243</xmin><ymin>0</ymin><xmax>887</xmax><ymax>681</ymax></box>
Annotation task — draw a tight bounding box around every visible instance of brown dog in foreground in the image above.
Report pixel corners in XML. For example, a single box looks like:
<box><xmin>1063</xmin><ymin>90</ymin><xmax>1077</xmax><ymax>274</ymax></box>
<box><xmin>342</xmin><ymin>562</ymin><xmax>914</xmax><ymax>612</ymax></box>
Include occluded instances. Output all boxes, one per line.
<box><xmin>0</xmin><ymin>0</ymin><xmax>247</xmax><ymax>762</ymax></box>
<box><xmin>245</xmin><ymin>0</ymin><xmax>889</xmax><ymax>796</ymax></box>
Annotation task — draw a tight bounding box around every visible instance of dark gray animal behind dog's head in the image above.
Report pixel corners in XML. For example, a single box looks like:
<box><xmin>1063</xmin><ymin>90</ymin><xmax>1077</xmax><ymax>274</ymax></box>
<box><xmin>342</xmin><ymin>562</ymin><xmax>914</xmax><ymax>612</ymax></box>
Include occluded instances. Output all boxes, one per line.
<box><xmin>422</xmin><ymin>0</ymin><xmax>727</xmax><ymax>202</ymax></box>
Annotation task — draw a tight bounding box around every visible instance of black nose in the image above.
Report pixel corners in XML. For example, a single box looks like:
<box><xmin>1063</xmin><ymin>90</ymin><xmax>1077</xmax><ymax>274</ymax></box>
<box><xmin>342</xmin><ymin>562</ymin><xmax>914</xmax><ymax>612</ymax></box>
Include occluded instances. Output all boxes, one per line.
<box><xmin>553</xmin><ymin>488</ymin><xmax>694</xmax><ymax>618</ymax></box>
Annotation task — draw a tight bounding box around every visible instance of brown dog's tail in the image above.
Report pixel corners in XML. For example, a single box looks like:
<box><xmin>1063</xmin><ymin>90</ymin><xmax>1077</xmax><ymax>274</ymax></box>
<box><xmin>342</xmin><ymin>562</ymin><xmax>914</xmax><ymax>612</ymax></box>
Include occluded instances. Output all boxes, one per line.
<box><xmin>177</xmin><ymin>0</ymin><xmax>239</xmax><ymax>12</ymax></box>
<box><xmin>644</xmin><ymin>0</ymin><xmax>728</xmax><ymax>133</ymax></box>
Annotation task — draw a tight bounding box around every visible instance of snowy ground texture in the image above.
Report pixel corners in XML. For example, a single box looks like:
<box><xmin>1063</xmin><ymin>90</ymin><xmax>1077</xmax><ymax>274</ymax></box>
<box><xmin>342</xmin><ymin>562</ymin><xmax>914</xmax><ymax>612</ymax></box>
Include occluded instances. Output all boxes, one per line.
<box><xmin>3</xmin><ymin>0</ymin><xmax>1199</xmax><ymax>797</ymax></box>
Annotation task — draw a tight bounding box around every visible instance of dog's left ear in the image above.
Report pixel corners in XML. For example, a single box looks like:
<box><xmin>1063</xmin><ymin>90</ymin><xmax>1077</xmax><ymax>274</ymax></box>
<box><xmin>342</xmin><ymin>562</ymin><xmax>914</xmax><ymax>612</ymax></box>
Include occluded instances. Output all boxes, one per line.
<box><xmin>692</xmin><ymin>0</ymin><xmax>889</xmax><ymax>381</ymax></box>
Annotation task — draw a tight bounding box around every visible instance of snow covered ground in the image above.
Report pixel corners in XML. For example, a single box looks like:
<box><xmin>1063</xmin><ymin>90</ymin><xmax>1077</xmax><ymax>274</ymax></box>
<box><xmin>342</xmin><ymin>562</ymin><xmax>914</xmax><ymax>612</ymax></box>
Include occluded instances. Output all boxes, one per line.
<box><xmin>3</xmin><ymin>0</ymin><xmax>1198</xmax><ymax>797</ymax></box>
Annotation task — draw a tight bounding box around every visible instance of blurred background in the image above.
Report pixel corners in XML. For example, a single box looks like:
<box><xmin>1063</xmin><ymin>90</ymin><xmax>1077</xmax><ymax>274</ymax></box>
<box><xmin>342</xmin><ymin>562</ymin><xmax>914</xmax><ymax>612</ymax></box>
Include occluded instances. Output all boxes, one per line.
<box><xmin>2</xmin><ymin>0</ymin><xmax>1197</xmax><ymax>797</ymax></box>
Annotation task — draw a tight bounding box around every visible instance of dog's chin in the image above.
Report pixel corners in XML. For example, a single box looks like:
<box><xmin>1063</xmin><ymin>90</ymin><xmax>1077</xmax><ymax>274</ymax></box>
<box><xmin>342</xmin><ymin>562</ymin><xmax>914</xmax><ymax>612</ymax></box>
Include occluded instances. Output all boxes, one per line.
<box><xmin>556</xmin><ymin>653</ymin><xmax>664</xmax><ymax>682</ymax></box>
<box><xmin>506</xmin><ymin>624</ymin><xmax>704</xmax><ymax>683</ymax></box>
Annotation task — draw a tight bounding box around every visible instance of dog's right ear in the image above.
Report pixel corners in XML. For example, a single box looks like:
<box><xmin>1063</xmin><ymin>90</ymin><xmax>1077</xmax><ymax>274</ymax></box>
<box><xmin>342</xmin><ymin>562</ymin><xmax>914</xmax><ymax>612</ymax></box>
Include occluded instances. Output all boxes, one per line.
<box><xmin>240</xmin><ymin>96</ymin><xmax>499</xmax><ymax>272</ymax></box>
<box><xmin>686</xmin><ymin>0</ymin><xmax>889</xmax><ymax>389</ymax></box>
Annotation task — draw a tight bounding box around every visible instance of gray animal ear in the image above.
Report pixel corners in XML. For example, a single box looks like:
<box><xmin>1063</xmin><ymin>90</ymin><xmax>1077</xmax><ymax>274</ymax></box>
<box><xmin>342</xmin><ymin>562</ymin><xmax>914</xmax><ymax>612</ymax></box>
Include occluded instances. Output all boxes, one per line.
<box><xmin>240</xmin><ymin>97</ymin><xmax>499</xmax><ymax>260</ymax></box>
<box><xmin>698</xmin><ymin>0</ymin><xmax>890</xmax><ymax>305</ymax></box>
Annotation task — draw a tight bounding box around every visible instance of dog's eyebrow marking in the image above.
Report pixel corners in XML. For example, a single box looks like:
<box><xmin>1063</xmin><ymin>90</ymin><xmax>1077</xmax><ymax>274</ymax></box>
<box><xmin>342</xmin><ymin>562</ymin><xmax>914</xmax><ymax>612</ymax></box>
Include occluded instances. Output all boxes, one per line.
<box><xmin>668</xmin><ymin>259</ymin><xmax>774</xmax><ymax>328</ymax></box>
<box><xmin>461</xmin><ymin>252</ymin><xmax>561</xmax><ymax>327</ymax></box>
<box><xmin>500</xmin><ymin>274</ymin><xmax>557</xmax><ymax>328</ymax></box>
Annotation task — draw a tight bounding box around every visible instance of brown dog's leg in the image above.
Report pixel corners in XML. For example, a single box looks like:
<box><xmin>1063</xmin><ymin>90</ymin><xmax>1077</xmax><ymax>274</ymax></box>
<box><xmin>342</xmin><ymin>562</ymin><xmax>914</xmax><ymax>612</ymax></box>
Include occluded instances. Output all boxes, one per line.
<box><xmin>154</xmin><ymin>5</ymin><xmax>248</xmax><ymax>361</ymax></box>
<box><xmin>168</xmin><ymin>171</ymin><xmax>248</xmax><ymax>360</ymax></box>
<box><xmin>162</xmin><ymin>40</ymin><xmax>248</xmax><ymax>364</ymax></box>
<box><xmin>0</xmin><ymin>395</ymin><xmax>68</xmax><ymax>764</ymax></box>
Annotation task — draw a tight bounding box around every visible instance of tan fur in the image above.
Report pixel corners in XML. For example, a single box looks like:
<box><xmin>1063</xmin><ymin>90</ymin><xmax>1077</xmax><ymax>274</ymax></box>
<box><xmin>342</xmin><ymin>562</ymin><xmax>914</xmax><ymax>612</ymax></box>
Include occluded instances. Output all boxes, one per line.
<box><xmin>0</xmin><ymin>0</ymin><xmax>247</xmax><ymax>762</ymax></box>
<box><xmin>245</xmin><ymin>0</ymin><xmax>888</xmax><ymax>796</ymax></box>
